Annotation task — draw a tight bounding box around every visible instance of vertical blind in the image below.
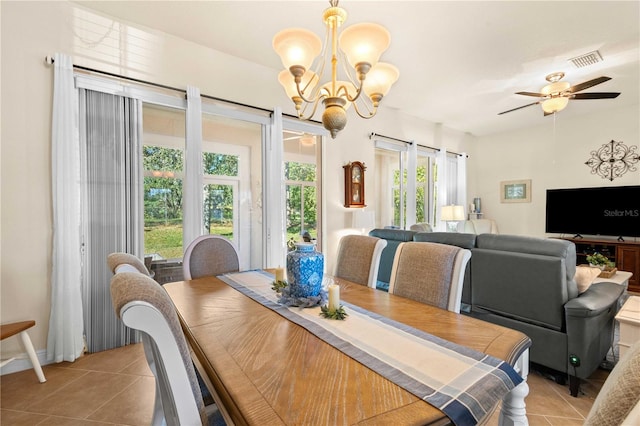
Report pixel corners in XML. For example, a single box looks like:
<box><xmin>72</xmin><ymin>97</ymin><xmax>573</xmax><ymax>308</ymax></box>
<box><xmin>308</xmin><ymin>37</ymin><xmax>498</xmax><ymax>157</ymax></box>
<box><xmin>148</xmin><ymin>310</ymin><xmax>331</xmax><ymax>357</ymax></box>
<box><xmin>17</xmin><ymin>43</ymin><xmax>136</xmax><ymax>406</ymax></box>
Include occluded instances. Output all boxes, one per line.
<box><xmin>79</xmin><ymin>89</ymin><xmax>143</xmax><ymax>352</ymax></box>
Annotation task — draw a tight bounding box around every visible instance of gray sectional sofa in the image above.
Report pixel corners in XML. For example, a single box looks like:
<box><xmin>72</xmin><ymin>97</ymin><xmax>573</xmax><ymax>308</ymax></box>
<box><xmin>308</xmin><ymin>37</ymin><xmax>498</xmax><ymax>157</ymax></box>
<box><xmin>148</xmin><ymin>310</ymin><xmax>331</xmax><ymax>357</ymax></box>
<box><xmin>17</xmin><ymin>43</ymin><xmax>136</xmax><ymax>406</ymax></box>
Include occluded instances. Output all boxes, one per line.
<box><xmin>368</xmin><ymin>229</ymin><xmax>625</xmax><ymax>396</ymax></box>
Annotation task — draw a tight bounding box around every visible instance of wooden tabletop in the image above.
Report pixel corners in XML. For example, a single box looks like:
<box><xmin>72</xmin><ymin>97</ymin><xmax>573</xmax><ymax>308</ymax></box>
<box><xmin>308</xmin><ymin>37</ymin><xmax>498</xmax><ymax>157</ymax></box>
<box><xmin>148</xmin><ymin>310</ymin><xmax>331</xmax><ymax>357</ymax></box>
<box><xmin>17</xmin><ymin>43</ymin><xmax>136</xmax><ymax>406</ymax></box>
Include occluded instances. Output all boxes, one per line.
<box><xmin>164</xmin><ymin>275</ymin><xmax>530</xmax><ymax>426</ymax></box>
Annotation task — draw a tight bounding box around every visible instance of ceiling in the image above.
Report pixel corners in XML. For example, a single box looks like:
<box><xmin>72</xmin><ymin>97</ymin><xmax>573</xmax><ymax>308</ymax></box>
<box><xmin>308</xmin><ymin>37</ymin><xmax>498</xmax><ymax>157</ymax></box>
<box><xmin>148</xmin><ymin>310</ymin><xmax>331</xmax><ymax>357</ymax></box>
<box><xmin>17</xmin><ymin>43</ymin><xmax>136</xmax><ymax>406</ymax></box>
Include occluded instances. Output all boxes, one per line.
<box><xmin>74</xmin><ymin>1</ymin><xmax>639</xmax><ymax>137</ymax></box>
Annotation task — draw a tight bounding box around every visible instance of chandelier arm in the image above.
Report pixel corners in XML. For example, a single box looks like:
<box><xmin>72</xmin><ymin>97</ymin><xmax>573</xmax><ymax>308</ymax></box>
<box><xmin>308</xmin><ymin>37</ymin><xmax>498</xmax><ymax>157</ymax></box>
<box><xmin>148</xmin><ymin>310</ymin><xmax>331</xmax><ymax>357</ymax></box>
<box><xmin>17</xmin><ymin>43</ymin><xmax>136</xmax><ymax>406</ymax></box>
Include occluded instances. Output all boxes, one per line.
<box><xmin>297</xmin><ymin>96</ymin><xmax>325</xmax><ymax>121</ymax></box>
<box><xmin>295</xmin><ymin>79</ymin><xmax>323</xmax><ymax>104</ymax></box>
<box><xmin>351</xmin><ymin>98</ymin><xmax>378</xmax><ymax>119</ymax></box>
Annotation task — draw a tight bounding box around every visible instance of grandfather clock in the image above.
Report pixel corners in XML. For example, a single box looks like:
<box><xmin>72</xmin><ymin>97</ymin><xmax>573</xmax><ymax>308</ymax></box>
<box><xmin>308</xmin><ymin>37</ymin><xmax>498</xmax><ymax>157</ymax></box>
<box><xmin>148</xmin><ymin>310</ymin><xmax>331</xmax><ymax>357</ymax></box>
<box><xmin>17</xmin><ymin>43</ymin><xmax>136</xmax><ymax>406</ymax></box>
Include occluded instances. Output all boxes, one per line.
<box><xmin>343</xmin><ymin>161</ymin><xmax>366</xmax><ymax>208</ymax></box>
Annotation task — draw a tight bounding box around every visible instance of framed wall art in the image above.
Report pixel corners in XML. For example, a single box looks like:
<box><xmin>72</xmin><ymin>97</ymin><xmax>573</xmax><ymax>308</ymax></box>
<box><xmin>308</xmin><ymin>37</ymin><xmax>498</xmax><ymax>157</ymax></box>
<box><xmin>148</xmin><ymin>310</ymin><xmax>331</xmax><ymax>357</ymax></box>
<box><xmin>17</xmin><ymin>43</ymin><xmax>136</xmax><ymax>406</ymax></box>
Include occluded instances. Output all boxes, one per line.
<box><xmin>500</xmin><ymin>179</ymin><xmax>531</xmax><ymax>203</ymax></box>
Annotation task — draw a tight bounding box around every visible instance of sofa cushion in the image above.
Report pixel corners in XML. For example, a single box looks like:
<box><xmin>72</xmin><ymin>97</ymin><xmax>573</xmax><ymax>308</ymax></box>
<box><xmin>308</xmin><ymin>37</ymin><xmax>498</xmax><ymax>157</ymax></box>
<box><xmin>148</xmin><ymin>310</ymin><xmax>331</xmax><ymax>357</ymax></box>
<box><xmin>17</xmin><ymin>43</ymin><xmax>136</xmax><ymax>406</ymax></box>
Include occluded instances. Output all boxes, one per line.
<box><xmin>413</xmin><ymin>232</ymin><xmax>476</xmax><ymax>249</ymax></box>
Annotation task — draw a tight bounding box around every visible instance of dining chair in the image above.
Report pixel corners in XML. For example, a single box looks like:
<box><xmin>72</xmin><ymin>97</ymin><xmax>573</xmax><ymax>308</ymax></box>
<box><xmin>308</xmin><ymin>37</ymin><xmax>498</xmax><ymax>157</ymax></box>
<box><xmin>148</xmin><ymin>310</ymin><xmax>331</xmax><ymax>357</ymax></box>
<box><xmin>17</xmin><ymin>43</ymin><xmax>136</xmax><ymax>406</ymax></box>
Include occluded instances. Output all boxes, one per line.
<box><xmin>110</xmin><ymin>271</ymin><xmax>225</xmax><ymax>426</ymax></box>
<box><xmin>584</xmin><ymin>339</ymin><xmax>640</xmax><ymax>425</ymax></box>
<box><xmin>183</xmin><ymin>235</ymin><xmax>240</xmax><ymax>280</ymax></box>
<box><xmin>388</xmin><ymin>241</ymin><xmax>471</xmax><ymax>313</ymax></box>
<box><xmin>334</xmin><ymin>235</ymin><xmax>387</xmax><ymax>288</ymax></box>
<box><xmin>107</xmin><ymin>252</ymin><xmax>151</xmax><ymax>276</ymax></box>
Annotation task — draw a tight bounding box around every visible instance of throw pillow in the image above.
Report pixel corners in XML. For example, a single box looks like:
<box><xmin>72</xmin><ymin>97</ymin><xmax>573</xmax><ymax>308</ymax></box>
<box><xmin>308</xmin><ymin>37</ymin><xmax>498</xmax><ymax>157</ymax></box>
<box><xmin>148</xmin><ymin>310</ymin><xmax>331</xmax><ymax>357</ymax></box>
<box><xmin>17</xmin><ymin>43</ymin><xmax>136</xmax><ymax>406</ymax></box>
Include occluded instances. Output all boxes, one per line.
<box><xmin>575</xmin><ymin>265</ymin><xmax>602</xmax><ymax>294</ymax></box>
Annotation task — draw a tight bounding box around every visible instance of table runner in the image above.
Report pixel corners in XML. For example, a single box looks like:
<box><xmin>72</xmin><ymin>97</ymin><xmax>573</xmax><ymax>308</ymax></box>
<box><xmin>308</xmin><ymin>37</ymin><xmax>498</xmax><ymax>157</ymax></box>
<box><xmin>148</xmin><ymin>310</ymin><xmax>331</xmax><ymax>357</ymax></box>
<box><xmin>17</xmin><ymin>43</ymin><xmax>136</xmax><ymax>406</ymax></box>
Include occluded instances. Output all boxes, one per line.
<box><xmin>219</xmin><ymin>270</ymin><xmax>523</xmax><ymax>425</ymax></box>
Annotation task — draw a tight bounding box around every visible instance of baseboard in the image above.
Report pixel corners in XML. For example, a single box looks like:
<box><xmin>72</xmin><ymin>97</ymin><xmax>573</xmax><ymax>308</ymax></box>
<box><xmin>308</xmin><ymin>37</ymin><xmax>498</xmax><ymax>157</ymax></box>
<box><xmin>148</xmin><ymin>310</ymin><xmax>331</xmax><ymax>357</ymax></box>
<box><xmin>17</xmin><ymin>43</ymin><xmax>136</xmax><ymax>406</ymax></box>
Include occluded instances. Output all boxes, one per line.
<box><xmin>0</xmin><ymin>349</ymin><xmax>50</xmax><ymax>375</ymax></box>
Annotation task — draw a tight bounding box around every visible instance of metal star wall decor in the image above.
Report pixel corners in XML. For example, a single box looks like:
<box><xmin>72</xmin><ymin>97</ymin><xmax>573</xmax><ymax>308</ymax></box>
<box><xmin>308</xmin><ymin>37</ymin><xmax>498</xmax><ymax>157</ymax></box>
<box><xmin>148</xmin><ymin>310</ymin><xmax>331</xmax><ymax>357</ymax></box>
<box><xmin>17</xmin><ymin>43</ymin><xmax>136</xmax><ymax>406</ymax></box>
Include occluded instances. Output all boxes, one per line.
<box><xmin>585</xmin><ymin>139</ymin><xmax>639</xmax><ymax>181</ymax></box>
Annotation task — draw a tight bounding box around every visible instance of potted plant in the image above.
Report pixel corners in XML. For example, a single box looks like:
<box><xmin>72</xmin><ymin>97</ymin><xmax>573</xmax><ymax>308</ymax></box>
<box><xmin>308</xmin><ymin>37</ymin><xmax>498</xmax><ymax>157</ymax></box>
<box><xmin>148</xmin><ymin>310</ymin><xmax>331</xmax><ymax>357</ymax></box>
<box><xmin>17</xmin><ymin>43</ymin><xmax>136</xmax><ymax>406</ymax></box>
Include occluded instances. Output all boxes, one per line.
<box><xmin>586</xmin><ymin>252</ymin><xmax>615</xmax><ymax>270</ymax></box>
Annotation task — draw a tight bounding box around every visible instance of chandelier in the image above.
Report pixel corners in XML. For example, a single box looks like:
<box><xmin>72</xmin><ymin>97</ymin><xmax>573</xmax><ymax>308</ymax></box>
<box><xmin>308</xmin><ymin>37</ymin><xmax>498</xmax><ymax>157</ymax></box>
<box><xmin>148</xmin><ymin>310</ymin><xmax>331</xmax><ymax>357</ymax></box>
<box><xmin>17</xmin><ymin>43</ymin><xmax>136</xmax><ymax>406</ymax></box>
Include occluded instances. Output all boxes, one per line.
<box><xmin>273</xmin><ymin>0</ymin><xmax>399</xmax><ymax>138</ymax></box>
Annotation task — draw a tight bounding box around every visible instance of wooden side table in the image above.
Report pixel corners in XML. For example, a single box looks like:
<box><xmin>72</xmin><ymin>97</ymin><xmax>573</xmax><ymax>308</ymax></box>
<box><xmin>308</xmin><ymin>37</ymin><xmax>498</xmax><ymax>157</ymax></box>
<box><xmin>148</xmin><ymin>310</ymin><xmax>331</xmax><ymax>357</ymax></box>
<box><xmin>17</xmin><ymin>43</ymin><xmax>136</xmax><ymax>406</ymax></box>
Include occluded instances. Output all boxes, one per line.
<box><xmin>615</xmin><ymin>296</ymin><xmax>640</xmax><ymax>359</ymax></box>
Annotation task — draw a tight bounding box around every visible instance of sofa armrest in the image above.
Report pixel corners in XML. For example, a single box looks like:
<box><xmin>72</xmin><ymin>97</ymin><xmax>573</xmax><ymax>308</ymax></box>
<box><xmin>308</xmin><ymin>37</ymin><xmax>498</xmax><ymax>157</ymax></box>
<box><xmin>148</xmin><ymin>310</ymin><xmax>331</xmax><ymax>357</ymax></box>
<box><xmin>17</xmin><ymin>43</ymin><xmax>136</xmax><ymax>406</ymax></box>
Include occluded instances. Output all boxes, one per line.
<box><xmin>564</xmin><ymin>282</ymin><xmax>624</xmax><ymax>318</ymax></box>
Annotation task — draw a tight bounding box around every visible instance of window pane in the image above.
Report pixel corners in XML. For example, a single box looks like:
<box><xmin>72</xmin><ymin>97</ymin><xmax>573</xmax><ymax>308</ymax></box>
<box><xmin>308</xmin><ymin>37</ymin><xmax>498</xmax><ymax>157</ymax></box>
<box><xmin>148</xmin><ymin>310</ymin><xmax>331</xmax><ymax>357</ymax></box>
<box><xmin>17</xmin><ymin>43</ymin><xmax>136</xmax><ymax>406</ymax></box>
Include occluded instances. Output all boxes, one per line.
<box><xmin>286</xmin><ymin>184</ymin><xmax>302</xmax><ymax>241</ymax></box>
<box><xmin>285</xmin><ymin>161</ymin><xmax>316</xmax><ymax>181</ymax></box>
<box><xmin>143</xmin><ymin>104</ymin><xmax>185</xmax><ymax>260</ymax></box>
<box><xmin>203</xmin><ymin>152</ymin><xmax>238</xmax><ymax>177</ymax></box>
<box><xmin>303</xmin><ymin>185</ymin><xmax>317</xmax><ymax>238</ymax></box>
<box><xmin>204</xmin><ymin>183</ymin><xmax>234</xmax><ymax>240</ymax></box>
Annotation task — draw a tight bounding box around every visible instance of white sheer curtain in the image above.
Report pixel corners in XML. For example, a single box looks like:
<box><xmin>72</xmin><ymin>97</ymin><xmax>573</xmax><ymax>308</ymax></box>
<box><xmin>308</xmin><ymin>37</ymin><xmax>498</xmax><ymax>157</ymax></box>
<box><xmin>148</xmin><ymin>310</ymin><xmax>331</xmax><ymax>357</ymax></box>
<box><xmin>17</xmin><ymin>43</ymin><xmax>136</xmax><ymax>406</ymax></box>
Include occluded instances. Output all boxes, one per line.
<box><xmin>47</xmin><ymin>53</ymin><xmax>85</xmax><ymax>363</ymax></box>
<box><xmin>457</xmin><ymin>153</ymin><xmax>468</xmax><ymax>219</ymax></box>
<box><xmin>405</xmin><ymin>141</ymin><xmax>417</xmax><ymax>228</ymax></box>
<box><xmin>266</xmin><ymin>107</ymin><xmax>286</xmax><ymax>268</ymax></box>
<box><xmin>183</xmin><ymin>86</ymin><xmax>203</xmax><ymax>250</ymax></box>
<box><xmin>435</xmin><ymin>149</ymin><xmax>448</xmax><ymax>231</ymax></box>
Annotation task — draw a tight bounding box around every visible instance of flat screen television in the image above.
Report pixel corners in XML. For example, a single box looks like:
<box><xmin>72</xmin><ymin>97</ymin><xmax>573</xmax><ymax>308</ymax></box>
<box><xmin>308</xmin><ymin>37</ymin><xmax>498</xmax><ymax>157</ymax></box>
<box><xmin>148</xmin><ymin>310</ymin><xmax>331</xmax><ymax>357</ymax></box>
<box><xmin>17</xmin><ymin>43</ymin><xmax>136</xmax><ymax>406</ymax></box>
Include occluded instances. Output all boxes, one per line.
<box><xmin>545</xmin><ymin>185</ymin><xmax>640</xmax><ymax>238</ymax></box>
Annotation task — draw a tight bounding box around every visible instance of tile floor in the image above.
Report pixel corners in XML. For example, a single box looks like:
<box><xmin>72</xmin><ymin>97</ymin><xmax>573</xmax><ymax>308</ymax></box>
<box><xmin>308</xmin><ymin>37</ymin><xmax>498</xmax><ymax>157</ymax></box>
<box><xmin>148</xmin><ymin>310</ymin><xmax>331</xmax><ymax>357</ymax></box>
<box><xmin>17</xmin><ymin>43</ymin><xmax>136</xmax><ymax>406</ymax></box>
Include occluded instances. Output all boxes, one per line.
<box><xmin>1</xmin><ymin>343</ymin><xmax>606</xmax><ymax>425</ymax></box>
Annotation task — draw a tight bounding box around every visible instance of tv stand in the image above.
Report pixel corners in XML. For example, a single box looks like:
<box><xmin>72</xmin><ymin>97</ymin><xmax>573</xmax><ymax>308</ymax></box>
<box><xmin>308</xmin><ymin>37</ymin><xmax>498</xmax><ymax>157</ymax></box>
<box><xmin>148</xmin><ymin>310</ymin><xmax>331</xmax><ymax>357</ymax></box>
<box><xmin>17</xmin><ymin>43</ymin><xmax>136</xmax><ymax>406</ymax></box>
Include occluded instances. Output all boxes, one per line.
<box><xmin>559</xmin><ymin>236</ymin><xmax>639</xmax><ymax>293</ymax></box>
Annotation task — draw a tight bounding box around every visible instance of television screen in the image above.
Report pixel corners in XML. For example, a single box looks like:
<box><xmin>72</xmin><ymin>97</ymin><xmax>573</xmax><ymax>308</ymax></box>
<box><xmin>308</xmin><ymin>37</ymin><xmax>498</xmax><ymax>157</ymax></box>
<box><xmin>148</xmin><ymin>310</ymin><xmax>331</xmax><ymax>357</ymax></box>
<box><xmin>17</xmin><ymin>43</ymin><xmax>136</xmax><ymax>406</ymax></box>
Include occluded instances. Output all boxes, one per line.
<box><xmin>545</xmin><ymin>185</ymin><xmax>640</xmax><ymax>238</ymax></box>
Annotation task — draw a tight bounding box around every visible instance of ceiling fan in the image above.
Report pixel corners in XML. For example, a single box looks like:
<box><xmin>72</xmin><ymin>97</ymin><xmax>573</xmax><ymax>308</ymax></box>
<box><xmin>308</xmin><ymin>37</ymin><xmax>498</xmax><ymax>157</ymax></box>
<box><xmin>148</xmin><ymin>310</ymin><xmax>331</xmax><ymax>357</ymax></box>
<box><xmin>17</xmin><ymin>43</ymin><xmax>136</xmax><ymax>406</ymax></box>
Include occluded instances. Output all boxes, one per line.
<box><xmin>498</xmin><ymin>72</ymin><xmax>620</xmax><ymax>116</ymax></box>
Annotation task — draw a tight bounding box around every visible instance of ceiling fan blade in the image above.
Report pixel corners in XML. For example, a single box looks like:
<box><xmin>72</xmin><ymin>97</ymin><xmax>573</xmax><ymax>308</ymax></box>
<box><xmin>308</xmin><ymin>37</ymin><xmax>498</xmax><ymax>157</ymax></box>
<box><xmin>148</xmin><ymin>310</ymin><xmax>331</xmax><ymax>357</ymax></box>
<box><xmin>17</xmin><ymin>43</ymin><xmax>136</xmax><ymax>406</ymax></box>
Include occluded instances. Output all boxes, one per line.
<box><xmin>516</xmin><ymin>91</ymin><xmax>545</xmax><ymax>97</ymax></box>
<box><xmin>498</xmin><ymin>101</ymin><xmax>541</xmax><ymax>115</ymax></box>
<box><xmin>572</xmin><ymin>92</ymin><xmax>621</xmax><ymax>99</ymax></box>
<box><xmin>568</xmin><ymin>76</ymin><xmax>611</xmax><ymax>93</ymax></box>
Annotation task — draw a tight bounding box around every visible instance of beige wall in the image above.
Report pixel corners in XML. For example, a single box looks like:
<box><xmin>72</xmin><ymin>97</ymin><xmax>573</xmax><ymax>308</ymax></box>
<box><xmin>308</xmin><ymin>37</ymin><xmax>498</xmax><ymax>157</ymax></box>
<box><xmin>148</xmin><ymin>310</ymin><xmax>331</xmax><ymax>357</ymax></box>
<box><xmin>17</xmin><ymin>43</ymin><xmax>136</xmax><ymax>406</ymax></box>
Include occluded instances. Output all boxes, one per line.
<box><xmin>2</xmin><ymin>1</ymin><xmax>637</xmax><ymax>365</ymax></box>
<box><xmin>467</xmin><ymin>104</ymin><xmax>640</xmax><ymax>237</ymax></box>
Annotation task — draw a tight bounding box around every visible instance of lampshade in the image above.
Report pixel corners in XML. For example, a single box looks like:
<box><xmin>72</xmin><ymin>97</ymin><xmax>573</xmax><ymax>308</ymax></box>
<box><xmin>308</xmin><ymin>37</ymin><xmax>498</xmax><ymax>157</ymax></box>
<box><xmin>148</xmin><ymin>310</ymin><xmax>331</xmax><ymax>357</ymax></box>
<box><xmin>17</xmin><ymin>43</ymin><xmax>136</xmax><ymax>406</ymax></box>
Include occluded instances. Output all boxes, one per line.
<box><xmin>352</xmin><ymin>210</ymin><xmax>375</xmax><ymax>233</ymax></box>
<box><xmin>273</xmin><ymin>28</ymin><xmax>322</xmax><ymax>71</ymax></box>
<box><xmin>338</xmin><ymin>23</ymin><xmax>390</xmax><ymax>69</ymax></box>
<box><xmin>441</xmin><ymin>205</ymin><xmax>465</xmax><ymax>221</ymax></box>
<box><xmin>364</xmin><ymin>62</ymin><xmax>400</xmax><ymax>97</ymax></box>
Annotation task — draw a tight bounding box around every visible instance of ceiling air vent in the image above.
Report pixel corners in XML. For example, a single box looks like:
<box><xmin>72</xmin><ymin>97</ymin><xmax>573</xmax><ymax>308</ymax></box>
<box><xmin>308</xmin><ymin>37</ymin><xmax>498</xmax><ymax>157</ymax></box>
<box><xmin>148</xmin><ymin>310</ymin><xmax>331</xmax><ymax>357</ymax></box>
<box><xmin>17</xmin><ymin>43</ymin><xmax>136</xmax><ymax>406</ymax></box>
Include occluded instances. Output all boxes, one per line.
<box><xmin>568</xmin><ymin>50</ymin><xmax>603</xmax><ymax>68</ymax></box>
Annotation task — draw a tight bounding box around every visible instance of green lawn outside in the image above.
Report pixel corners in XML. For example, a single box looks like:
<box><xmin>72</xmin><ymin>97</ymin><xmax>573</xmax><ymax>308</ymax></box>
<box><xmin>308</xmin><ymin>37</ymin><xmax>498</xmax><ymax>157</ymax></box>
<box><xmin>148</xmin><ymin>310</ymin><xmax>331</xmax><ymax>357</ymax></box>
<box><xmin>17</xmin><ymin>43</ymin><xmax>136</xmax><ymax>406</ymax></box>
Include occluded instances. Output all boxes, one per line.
<box><xmin>144</xmin><ymin>223</ymin><xmax>233</xmax><ymax>259</ymax></box>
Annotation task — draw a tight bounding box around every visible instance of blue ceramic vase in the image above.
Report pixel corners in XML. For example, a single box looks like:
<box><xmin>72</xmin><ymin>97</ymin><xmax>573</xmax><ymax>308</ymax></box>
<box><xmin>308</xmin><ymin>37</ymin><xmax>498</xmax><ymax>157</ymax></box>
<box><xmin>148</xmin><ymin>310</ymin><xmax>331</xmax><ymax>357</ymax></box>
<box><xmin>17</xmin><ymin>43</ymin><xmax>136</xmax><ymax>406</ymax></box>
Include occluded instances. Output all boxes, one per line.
<box><xmin>286</xmin><ymin>242</ymin><xmax>324</xmax><ymax>298</ymax></box>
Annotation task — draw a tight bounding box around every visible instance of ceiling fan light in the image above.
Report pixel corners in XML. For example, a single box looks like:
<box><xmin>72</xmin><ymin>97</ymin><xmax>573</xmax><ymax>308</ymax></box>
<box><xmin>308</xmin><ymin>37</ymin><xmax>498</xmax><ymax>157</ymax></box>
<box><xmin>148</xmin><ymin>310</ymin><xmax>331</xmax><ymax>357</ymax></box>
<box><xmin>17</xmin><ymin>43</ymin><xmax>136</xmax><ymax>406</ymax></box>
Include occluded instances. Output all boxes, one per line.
<box><xmin>338</xmin><ymin>22</ymin><xmax>390</xmax><ymax>69</ymax></box>
<box><xmin>541</xmin><ymin>97</ymin><xmax>569</xmax><ymax>113</ymax></box>
<box><xmin>541</xmin><ymin>81</ymin><xmax>570</xmax><ymax>96</ymax></box>
<box><xmin>364</xmin><ymin>62</ymin><xmax>399</xmax><ymax>97</ymax></box>
<box><xmin>273</xmin><ymin>28</ymin><xmax>322</xmax><ymax>71</ymax></box>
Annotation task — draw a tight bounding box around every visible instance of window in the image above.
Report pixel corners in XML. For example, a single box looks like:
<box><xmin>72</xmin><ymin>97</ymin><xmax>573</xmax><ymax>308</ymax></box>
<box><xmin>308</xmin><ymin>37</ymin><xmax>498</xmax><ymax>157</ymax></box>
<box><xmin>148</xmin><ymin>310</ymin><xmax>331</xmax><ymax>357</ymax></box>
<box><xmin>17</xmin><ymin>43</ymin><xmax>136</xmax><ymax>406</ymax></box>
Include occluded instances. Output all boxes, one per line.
<box><xmin>285</xmin><ymin>160</ymin><xmax>317</xmax><ymax>243</ymax></box>
<box><xmin>142</xmin><ymin>104</ymin><xmax>185</xmax><ymax>260</ymax></box>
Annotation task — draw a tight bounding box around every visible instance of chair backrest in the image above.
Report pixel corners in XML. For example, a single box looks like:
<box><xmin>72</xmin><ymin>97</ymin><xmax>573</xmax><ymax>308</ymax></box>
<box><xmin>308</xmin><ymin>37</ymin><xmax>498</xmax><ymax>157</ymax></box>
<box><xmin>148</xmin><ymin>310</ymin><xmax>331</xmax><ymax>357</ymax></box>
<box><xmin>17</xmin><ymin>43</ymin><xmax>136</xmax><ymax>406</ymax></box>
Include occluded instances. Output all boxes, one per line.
<box><xmin>110</xmin><ymin>271</ymin><xmax>206</xmax><ymax>426</ymax></box>
<box><xmin>107</xmin><ymin>252</ymin><xmax>151</xmax><ymax>276</ymax></box>
<box><xmin>334</xmin><ymin>235</ymin><xmax>387</xmax><ymax>288</ymax></box>
<box><xmin>584</xmin><ymin>339</ymin><xmax>640</xmax><ymax>426</ymax></box>
<box><xmin>183</xmin><ymin>235</ymin><xmax>240</xmax><ymax>280</ymax></box>
<box><xmin>388</xmin><ymin>242</ymin><xmax>471</xmax><ymax>313</ymax></box>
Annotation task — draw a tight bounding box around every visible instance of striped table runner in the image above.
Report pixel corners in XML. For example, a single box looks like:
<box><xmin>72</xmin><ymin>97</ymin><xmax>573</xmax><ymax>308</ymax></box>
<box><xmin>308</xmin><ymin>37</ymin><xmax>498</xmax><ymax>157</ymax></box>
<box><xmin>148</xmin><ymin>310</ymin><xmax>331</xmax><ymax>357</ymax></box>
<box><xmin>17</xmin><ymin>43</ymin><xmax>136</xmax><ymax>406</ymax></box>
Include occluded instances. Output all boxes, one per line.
<box><xmin>219</xmin><ymin>270</ymin><xmax>523</xmax><ymax>425</ymax></box>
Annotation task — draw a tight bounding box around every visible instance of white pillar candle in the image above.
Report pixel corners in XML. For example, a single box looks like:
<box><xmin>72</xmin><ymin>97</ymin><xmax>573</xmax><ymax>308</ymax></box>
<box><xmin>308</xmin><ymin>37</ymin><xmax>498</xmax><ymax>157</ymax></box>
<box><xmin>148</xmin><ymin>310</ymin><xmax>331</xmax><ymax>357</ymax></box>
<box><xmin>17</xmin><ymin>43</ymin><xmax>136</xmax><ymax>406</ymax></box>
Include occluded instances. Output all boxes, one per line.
<box><xmin>275</xmin><ymin>267</ymin><xmax>285</xmax><ymax>282</ymax></box>
<box><xmin>328</xmin><ymin>284</ymin><xmax>340</xmax><ymax>311</ymax></box>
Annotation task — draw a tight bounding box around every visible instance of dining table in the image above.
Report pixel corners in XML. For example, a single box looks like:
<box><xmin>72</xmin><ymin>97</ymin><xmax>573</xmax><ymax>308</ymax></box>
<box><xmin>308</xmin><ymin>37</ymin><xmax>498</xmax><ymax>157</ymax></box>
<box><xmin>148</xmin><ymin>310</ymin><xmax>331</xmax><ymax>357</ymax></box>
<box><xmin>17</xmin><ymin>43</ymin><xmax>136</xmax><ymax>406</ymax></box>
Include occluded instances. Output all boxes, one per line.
<box><xmin>164</xmin><ymin>270</ymin><xmax>531</xmax><ymax>426</ymax></box>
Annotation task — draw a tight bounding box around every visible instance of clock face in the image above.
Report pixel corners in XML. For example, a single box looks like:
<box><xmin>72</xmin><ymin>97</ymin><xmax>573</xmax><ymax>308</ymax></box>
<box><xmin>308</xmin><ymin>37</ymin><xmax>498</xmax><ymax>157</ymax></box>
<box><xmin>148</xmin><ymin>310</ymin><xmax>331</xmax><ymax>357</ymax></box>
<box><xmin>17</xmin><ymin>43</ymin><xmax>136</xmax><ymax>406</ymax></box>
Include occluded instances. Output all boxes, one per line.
<box><xmin>352</xmin><ymin>167</ymin><xmax>361</xmax><ymax>183</ymax></box>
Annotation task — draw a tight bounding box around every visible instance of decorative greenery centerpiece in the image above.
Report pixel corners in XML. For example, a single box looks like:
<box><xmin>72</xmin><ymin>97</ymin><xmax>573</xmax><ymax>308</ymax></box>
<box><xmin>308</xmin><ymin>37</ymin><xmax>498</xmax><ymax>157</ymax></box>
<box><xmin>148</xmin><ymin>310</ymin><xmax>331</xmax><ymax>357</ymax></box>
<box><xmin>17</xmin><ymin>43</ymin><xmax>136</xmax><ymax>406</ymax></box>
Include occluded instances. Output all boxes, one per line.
<box><xmin>271</xmin><ymin>279</ymin><xmax>288</xmax><ymax>294</ymax></box>
<box><xmin>586</xmin><ymin>252</ymin><xmax>615</xmax><ymax>270</ymax></box>
<box><xmin>320</xmin><ymin>304</ymin><xmax>348</xmax><ymax>320</ymax></box>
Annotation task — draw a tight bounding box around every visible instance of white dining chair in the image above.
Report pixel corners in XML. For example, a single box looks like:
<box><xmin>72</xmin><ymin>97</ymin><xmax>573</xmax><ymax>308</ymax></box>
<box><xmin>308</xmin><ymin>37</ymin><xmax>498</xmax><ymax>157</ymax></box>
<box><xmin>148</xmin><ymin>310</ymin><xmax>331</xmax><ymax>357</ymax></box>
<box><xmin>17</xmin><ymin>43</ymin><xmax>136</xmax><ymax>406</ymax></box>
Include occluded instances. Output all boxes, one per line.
<box><xmin>110</xmin><ymin>271</ymin><xmax>225</xmax><ymax>426</ymax></box>
<box><xmin>334</xmin><ymin>235</ymin><xmax>387</xmax><ymax>288</ymax></box>
<box><xmin>183</xmin><ymin>235</ymin><xmax>239</xmax><ymax>280</ymax></box>
<box><xmin>388</xmin><ymin>242</ymin><xmax>471</xmax><ymax>313</ymax></box>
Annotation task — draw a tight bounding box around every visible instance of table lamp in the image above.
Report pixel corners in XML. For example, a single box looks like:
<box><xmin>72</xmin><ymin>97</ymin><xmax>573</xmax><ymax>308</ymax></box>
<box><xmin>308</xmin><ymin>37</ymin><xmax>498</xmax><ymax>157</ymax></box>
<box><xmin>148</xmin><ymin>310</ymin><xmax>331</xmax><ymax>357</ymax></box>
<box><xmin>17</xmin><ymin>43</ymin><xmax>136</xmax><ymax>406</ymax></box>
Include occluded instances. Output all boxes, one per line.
<box><xmin>441</xmin><ymin>205</ymin><xmax>465</xmax><ymax>232</ymax></box>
